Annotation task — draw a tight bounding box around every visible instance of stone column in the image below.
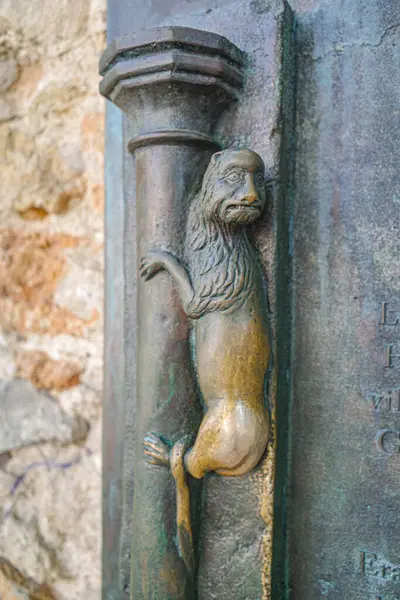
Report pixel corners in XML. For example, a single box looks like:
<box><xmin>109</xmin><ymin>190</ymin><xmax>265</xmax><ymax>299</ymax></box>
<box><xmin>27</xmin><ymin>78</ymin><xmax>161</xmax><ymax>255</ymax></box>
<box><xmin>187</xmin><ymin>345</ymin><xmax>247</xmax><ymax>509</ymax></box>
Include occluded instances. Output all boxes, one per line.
<box><xmin>99</xmin><ymin>27</ymin><xmax>244</xmax><ymax>600</ymax></box>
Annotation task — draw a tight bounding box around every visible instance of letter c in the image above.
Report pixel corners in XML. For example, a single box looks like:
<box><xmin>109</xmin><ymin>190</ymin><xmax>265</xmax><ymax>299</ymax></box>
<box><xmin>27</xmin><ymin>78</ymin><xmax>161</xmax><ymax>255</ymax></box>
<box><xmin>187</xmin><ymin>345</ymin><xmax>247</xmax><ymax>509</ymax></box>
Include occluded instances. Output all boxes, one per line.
<box><xmin>376</xmin><ymin>429</ymin><xmax>400</xmax><ymax>454</ymax></box>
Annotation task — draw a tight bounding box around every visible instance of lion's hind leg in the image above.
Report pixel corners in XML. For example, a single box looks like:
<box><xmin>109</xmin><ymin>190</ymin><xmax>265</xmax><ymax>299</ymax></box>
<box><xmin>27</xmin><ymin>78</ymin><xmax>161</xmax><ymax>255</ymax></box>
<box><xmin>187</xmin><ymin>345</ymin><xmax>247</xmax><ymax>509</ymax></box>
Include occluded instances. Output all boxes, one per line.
<box><xmin>184</xmin><ymin>399</ymin><xmax>245</xmax><ymax>479</ymax></box>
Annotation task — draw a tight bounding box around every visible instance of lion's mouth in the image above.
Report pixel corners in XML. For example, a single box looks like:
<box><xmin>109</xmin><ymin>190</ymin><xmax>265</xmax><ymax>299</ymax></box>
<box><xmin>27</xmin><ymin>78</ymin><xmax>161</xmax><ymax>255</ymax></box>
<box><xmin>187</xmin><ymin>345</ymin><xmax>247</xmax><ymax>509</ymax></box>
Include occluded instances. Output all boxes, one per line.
<box><xmin>225</xmin><ymin>204</ymin><xmax>262</xmax><ymax>220</ymax></box>
<box><xmin>227</xmin><ymin>204</ymin><xmax>260</xmax><ymax>212</ymax></box>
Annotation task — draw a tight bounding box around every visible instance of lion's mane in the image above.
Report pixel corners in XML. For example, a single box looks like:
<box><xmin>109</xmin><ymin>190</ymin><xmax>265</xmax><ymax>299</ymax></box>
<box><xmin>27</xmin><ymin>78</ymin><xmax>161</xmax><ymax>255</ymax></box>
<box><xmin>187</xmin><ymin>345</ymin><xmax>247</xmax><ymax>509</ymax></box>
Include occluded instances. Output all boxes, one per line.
<box><xmin>184</xmin><ymin>155</ymin><xmax>257</xmax><ymax>319</ymax></box>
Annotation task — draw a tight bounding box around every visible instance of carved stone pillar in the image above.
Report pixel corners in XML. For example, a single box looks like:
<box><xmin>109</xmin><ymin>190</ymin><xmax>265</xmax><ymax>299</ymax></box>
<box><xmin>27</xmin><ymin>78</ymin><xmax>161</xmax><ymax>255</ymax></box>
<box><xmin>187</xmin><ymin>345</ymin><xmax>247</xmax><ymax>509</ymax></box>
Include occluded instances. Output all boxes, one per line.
<box><xmin>100</xmin><ymin>27</ymin><xmax>244</xmax><ymax>600</ymax></box>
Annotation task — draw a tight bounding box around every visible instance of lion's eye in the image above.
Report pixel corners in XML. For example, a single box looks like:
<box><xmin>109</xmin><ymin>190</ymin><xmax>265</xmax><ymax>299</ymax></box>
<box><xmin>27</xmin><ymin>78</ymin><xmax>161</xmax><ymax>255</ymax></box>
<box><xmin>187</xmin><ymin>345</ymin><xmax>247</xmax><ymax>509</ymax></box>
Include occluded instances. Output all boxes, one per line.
<box><xmin>255</xmin><ymin>172</ymin><xmax>264</xmax><ymax>187</ymax></box>
<box><xmin>224</xmin><ymin>170</ymin><xmax>242</xmax><ymax>184</ymax></box>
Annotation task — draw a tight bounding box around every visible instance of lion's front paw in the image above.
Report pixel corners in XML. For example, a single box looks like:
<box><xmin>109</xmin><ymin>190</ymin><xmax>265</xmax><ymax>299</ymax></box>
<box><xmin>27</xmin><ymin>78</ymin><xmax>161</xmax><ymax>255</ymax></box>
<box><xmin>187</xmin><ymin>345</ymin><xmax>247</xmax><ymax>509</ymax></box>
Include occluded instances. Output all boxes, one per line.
<box><xmin>143</xmin><ymin>432</ymin><xmax>170</xmax><ymax>466</ymax></box>
<box><xmin>139</xmin><ymin>252</ymin><xmax>165</xmax><ymax>281</ymax></box>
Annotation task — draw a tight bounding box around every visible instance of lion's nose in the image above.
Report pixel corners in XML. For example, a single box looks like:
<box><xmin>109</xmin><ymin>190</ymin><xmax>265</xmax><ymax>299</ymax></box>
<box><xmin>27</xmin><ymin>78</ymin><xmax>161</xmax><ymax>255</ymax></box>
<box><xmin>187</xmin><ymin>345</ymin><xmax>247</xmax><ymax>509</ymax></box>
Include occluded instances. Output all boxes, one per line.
<box><xmin>243</xmin><ymin>174</ymin><xmax>258</xmax><ymax>204</ymax></box>
<box><xmin>245</xmin><ymin>192</ymin><xmax>258</xmax><ymax>204</ymax></box>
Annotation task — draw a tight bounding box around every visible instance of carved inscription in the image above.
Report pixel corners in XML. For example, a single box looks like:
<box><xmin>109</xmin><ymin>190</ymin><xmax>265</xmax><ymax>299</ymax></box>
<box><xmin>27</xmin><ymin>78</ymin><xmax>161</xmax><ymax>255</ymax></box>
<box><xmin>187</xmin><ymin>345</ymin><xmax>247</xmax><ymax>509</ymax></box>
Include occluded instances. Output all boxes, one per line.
<box><xmin>376</xmin><ymin>429</ymin><xmax>400</xmax><ymax>454</ymax></box>
<box><xmin>381</xmin><ymin>303</ymin><xmax>400</xmax><ymax>368</ymax></box>
<box><xmin>367</xmin><ymin>304</ymin><xmax>400</xmax><ymax>452</ymax></box>
<box><xmin>366</xmin><ymin>388</ymin><xmax>400</xmax><ymax>411</ymax></box>
<box><xmin>380</xmin><ymin>302</ymin><xmax>400</xmax><ymax>326</ymax></box>
<box><xmin>360</xmin><ymin>551</ymin><xmax>400</xmax><ymax>583</ymax></box>
<box><xmin>385</xmin><ymin>344</ymin><xmax>400</xmax><ymax>369</ymax></box>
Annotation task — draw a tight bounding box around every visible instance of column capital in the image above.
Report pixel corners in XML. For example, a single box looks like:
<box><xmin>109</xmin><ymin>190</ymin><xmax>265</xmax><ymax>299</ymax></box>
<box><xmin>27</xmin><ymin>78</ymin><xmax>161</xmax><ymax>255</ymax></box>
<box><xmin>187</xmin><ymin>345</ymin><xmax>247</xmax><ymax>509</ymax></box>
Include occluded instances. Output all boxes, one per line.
<box><xmin>99</xmin><ymin>26</ymin><xmax>245</xmax><ymax>149</ymax></box>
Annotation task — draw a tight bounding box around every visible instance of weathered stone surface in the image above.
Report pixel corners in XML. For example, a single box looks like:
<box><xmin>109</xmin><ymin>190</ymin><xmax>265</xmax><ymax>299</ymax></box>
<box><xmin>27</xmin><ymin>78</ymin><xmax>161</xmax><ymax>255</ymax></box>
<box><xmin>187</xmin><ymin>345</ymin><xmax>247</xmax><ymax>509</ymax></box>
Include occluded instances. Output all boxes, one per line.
<box><xmin>0</xmin><ymin>97</ymin><xmax>12</xmax><ymax>121</ymax></box>
<box><xmin>0</xmin><ymin>0</ymin><xmax>105</xmax><ymax>596</ymax></box>
<box><xmin>0</xmin><ymin>230</ymin><xmax>76</xmax><ymax>305</ymax></box>
<box><xmin>14</xmin><ymin>142</ymin><xmax>87</xmax><ymax>216</ymax></box>
<box><xmin>0</xmin><ymin>332</ymin><xmax>17</xmax><ymax>381</ymax></box>
<box><xmin>0</xmin><ymin>427</ymin><xmax>101</xmax><ymax>600</ymax></box>
<box><xmin>0</xmin><ymin>379</ymin><xmax>88</xmax><ymax>453</ymax></box>
<box><xmin>0</xmin><ymin>56</ymin><xmax>18</xmax><ymax>92</ymax></box>
<box><xmin>54</xmin><ymin>245</ymin><xmax>104</xmax><ymax>321</ymax></box>
<box><xmin>287</xmin><ymin>0</ymin><xmax>400</xmax><ymax>598</ymax></box>
<box><xmin>0</xmin><ymin>298</ymin><xmax>98</xmax><ymax>338</ymax></box>
<box><xmin>15</xmin><ymin>350</ymin><xmax>83</xmax><ymax>391</ymax></box>
<box><xmin>0</xmin><ymin>230</ymin><xmax>100</xmax><ymax>337</ymax></box>
<box><xmin>0</xmin><ymin>558</ymin><xmax>55</xmax><ymax>599</ymax></box>
<box><xmin>0</xmin><ymin>0</ymin><xmax>91</xmax><ymax>59</ymax></box>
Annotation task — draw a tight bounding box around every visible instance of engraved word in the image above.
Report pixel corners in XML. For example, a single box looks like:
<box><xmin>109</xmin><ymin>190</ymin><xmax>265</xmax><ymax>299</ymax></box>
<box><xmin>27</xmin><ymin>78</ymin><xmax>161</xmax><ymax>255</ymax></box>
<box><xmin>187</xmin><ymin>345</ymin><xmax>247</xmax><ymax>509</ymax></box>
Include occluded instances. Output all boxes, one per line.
<box><xmin>385</xmin><ymin>344</ymin><xmax>400</xmax><ymax>368</ymax></box>
<box><xmin>376</xmin><ymin>429</ymin><xmax>400</xmax><ymax>454</ymax></box>
<box><xmin>380</xmin><ymin>302</ymin><xmax>400</xmax><ymax>326</ymax></box>
<box><xmin>360</xmin><ymin>551</ymin><xmax>400</xmax><ymax>582</ymax></box>
<box><xmin>366</xmin><ymin>388</ymin><xmax>400</xmax><ymax>411</ymax></box>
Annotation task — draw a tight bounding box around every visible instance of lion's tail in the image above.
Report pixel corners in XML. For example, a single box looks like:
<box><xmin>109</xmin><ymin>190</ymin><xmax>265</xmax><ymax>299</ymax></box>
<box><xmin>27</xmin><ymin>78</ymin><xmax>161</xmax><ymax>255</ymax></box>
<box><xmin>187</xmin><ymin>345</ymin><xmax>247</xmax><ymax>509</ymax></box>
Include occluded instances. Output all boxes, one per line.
<box><xmin>171</xmin><ymin>438</ymin><xmax>195</xmax><ymax>579</ymax></box>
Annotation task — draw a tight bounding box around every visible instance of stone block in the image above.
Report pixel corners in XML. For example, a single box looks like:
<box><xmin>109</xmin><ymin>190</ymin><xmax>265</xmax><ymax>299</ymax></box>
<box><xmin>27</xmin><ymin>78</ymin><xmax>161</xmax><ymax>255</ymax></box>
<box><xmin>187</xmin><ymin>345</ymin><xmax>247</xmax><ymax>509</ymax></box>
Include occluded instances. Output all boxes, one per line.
<box><xmin>0</xmin><ymin>379</ymin><xmax>88</xmax><ymax>453</ymax></box>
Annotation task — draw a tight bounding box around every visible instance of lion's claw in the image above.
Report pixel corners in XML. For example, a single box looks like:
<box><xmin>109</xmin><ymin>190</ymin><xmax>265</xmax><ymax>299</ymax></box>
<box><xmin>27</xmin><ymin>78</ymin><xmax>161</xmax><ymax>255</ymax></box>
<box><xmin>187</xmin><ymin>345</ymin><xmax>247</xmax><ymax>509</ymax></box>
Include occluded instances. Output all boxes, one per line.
<box><xmin>139</xmin><ymin>252</ymin><xmax>165</xmax><ymax>281</ymax></box>
<box><xmin>143</xmin><ymin>432</ymin><xmax>170</xmax><ymax>466</ymax></box>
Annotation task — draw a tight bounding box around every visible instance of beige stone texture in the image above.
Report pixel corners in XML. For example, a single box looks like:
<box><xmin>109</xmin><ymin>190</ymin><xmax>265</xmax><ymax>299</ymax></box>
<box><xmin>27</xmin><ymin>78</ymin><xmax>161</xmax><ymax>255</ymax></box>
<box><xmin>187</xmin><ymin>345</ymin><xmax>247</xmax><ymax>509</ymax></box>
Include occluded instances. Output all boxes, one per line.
<box><xmin>0</xmin><ymin>0</ymin><xmax>105</xmax><ymax>597</ymax></box>
<box><xmin>15</xmin><ymin>350</ymin><xmax>83</xmax><ymax>391</ymax></box>
<box><xmin>0</xmin><ymin>379</ymin><xmax>89</xmax><ymax>453</ymax></box>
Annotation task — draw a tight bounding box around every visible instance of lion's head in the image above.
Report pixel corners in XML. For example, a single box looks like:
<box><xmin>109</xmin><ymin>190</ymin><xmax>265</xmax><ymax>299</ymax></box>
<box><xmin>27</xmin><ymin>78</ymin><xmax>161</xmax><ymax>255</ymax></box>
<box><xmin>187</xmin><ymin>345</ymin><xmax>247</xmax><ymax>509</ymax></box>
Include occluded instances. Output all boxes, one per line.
<box><xmin>185</xmin><ymin>149</ymin><xmax>266</xmax><ymax>318</ymax></box>
<box><xmin>196</xmin><ymin>148</ymin><xmax>266</xmax><ymax>226</ymax></box>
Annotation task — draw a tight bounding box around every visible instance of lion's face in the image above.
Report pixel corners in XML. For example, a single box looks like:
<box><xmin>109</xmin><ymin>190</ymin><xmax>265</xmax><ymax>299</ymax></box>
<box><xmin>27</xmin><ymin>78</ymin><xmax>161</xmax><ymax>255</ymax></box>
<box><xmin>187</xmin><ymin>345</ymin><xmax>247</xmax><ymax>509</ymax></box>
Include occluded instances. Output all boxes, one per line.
<box><xmin>201</xmin><ymin>149</ymin><xmax>266</xmax><ymax>225</ymax></box>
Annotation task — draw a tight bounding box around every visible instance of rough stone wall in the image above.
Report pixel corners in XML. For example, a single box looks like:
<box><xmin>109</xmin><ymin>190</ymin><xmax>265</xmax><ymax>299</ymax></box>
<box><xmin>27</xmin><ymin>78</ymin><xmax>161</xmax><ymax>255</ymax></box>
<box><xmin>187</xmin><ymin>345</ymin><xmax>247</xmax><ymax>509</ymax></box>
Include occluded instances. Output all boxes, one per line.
<box><xmin>0</xmin><ymin>0</ymin><xmax>105</xmax><ymax>598</ymax></box>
